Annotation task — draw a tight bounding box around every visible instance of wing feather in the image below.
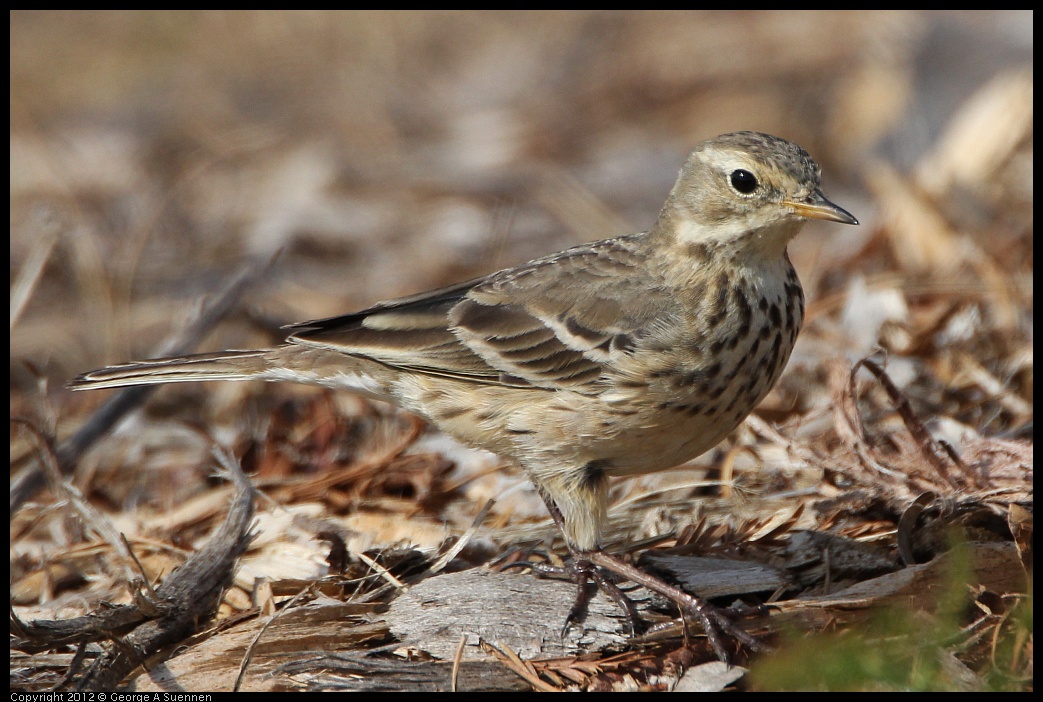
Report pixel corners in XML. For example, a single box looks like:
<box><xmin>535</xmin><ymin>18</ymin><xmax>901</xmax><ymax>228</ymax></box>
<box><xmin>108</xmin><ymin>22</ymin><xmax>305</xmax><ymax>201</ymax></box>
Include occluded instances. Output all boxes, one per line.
<box><xmin>287</xmin><ymin>234</ymin><xmax>667</xmax><ymax>392</ymax></box>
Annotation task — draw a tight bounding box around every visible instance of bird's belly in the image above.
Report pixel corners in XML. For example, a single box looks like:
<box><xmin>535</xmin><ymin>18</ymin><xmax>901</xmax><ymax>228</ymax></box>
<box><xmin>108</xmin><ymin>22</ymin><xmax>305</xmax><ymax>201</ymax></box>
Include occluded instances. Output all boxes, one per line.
<box><xmin>593</xmin><ymin>337</ymin><xmax>797</xmax><ymax>475</ymax></box>
<box><xmin>598</xmin><ymin>408</ymin><xmax>746</xmax><ymax>477</ymax></box>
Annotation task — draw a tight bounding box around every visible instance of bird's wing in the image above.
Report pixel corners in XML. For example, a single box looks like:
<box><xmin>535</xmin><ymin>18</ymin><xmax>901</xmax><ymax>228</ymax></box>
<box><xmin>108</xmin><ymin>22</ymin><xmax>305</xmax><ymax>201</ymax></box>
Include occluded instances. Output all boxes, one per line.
<box><xmin>287</xmin><ymin>234</ymin><xmax>672</xmax><ymax>392</ymax></box>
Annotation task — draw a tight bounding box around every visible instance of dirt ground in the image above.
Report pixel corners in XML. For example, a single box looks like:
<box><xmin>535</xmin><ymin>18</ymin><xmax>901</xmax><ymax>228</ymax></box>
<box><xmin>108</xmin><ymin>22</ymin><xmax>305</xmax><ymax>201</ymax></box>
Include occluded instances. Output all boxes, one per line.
<box><xmin>10</xmin><ymin>11</ymin><xmax>1032</xmax><ymax>691</ymax></box>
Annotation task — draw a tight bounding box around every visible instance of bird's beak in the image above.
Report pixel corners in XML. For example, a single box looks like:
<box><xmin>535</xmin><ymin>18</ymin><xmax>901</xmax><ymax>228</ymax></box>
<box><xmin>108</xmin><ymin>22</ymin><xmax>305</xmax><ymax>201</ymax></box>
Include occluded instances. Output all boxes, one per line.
<box><xmin>784</xmin><ymin>190</ymin><xmax>859</xmax><ymax>225</ymax></box>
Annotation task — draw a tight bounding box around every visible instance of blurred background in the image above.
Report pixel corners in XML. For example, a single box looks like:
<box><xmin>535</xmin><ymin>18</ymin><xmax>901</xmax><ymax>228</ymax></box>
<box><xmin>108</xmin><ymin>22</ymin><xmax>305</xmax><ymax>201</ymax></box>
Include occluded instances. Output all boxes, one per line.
<box><xmin>10</xmin><ymin>7</ymin><xmax>1033</xmax><ymax>607</ymax></box>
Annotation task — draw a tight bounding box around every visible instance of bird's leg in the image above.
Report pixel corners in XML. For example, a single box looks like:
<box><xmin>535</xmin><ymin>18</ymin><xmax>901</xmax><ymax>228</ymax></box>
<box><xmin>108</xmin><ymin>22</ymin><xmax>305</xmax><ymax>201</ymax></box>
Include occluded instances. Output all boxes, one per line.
<box><xmin>500</xmin><ymin>489</ymin><xmax>645</xmax><ymax>636</ymax></box>
<box><xmin>509</xmin><ymin>486</ymin><xmax>764</xmax><ymax>662</ymax></box>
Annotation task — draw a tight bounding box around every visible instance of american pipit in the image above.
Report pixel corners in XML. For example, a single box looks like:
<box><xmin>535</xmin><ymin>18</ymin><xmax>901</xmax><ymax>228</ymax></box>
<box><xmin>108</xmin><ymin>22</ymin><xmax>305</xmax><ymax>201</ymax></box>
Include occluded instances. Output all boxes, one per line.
<box><xmin>71</xmin><ymin>131</ymin><xmax>857</xmax><ymax>657</ymax></box>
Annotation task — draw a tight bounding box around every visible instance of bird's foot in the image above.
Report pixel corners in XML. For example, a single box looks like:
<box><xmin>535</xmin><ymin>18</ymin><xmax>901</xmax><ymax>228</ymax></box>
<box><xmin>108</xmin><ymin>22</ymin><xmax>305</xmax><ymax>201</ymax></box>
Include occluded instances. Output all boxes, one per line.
<box><xmin>583</xmin><ymin>548</ymin><xmax>766</xmax><ymax>663</ymax></box>
<box><xmin>502</xmin><ymin>547</ymin><xmax>764</xmax><ymax>662</ymax></box>
<box><xmin>500</xmin><ymin>553</ymin><xmax>645</xmax><ymax>636</ymax></box>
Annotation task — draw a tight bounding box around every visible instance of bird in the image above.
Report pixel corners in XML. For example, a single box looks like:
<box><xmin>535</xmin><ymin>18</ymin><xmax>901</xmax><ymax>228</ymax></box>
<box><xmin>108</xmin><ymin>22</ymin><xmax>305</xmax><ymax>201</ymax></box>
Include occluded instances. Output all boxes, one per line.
<box><xmin>70</xmin><ymin>131</ymin><xmax>857</xmax><ymax>657</ymax></box>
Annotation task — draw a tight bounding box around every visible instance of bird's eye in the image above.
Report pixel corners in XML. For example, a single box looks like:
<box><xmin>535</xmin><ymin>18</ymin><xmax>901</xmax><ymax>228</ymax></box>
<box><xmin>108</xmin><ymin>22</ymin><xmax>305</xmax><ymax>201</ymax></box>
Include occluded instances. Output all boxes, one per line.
<box><xmin>730</xmin><ymin>169</ymin><xmax>758</xmax><ymax>194</ymax></box>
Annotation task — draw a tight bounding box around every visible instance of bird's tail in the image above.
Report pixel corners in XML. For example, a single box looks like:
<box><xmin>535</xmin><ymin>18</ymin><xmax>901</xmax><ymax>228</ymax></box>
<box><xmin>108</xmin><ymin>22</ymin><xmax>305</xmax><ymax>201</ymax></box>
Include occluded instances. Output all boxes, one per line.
<box><xmin>67</xmin><ymin>350</ymin><xmax>270</xmax><ymax>391</ymax></box>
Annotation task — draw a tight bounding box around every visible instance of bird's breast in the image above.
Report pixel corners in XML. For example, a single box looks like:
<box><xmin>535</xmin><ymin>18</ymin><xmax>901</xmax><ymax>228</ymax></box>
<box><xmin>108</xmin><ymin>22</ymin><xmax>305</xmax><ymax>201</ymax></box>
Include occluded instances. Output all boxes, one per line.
<box><xmin>593</xmin><ymin>263</ymin><xmax>804</xmax><ymax>475</ymax></box>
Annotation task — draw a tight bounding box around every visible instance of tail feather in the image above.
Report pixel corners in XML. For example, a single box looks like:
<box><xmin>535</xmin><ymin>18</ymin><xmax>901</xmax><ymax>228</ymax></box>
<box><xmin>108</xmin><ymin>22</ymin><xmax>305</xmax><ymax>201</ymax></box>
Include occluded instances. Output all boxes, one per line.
<box><xmin>68</xmin><ymin>350</ymin><xmax>270</xmax><ymax>391</ymax></box>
